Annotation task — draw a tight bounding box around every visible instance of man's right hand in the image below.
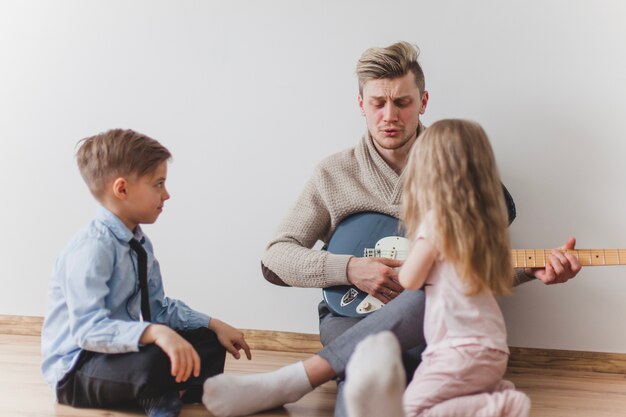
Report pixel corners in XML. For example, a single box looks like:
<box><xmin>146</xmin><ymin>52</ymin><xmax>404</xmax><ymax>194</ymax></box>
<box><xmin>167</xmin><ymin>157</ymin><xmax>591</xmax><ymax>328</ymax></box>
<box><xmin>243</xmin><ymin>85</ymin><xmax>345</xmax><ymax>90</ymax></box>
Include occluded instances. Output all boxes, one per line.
<box><xmin>140</xmin><ymin>324</ymin><xmax>201</xmax><ymax>383</ymax></box>
<box><xmin>346</xmin><ymin>257</ymin><xmax>404</xmax><ymax>303</ymax></box>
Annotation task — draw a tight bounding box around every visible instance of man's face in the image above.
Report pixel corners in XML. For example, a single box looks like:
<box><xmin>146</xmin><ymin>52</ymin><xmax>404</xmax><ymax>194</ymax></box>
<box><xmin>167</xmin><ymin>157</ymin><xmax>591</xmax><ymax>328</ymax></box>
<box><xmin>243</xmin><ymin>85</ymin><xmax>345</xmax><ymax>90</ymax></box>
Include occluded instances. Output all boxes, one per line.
<box><xmin>358</xmin><ymin>72</ymin><xmax>428</xmax><ymax>152</ymax></box>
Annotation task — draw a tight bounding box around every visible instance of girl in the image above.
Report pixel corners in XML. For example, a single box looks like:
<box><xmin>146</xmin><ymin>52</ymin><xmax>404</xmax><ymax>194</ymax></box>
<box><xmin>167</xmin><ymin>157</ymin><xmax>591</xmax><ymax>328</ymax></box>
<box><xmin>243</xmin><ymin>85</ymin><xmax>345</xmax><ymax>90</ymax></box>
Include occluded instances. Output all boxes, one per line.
<box><xmin>345</xmin><ymin>119</ymin><xmax>531</xmax><ymax>417</ymax></box>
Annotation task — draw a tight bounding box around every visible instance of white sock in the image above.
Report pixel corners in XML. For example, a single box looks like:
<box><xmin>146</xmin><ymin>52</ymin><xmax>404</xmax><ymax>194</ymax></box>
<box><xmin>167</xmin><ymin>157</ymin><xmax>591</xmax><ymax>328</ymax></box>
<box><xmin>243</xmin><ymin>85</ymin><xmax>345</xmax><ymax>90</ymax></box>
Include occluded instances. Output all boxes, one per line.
<box><xmin>202</xmin><ymin>361</ymin><xmax>313</xmax><ymax>417</ymax></box>
<box><xmin>344</xmin><ymin>331</ymin><xmax>406</xmax><ymax>417</ymax></box>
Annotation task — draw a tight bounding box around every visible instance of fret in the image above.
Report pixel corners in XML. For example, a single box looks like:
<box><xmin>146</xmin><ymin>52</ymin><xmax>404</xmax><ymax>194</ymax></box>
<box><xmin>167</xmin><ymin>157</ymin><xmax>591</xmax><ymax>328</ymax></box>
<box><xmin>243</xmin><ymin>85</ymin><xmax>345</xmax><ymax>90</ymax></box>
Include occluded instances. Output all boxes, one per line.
<box><xmin>575</xmin><ymin>249</ymin><xmax>588</xmax><ymax>266</ymax></box>
<box><xmin>606</xmin><ymin>249</ymin><xmax>615</xmax><ymax>265</ymax></box>
<box><xmin>608</xmin><ymin>249</ymin><xmax>618</xmax><ymax>265</ymax></box>
<box><xmin>619</xmin><ymin>249</ymin><xmax>622</xmax><ymax>265</ymax></box>
<box><xmin>603</xmin><ymin>249</ymin><xmax>607</xmax><ymax>265</ymax></box>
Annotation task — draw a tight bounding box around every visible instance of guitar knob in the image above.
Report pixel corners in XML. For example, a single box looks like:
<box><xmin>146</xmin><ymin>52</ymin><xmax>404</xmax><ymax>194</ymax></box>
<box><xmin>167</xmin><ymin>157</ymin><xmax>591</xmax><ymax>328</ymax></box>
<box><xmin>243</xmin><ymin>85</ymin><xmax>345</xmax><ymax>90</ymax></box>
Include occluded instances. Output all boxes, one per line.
<box><xmin>362</xmin><ymin>301</ymin><xmax>371</xmax><ymax>310</ymax></box>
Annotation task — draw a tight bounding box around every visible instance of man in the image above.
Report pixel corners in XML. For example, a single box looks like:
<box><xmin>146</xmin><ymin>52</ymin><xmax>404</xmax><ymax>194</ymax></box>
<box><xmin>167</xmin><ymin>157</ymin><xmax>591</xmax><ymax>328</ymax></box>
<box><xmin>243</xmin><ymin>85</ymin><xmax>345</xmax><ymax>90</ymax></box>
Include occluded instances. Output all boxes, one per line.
<box><xmin>202</xmin><ymin>41</ymin><xmax>581</xmax><ymax>417</ymax></box>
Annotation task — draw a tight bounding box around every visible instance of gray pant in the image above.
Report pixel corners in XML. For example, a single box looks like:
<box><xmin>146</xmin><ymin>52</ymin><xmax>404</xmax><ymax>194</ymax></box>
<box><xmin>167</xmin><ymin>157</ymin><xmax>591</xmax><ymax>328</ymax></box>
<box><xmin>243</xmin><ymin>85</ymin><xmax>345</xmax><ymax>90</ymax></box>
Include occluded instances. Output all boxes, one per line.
<box><xmin>317</xmin><ymin>289</ymin><xmax>426</xmax><ymax>417</ymax></box>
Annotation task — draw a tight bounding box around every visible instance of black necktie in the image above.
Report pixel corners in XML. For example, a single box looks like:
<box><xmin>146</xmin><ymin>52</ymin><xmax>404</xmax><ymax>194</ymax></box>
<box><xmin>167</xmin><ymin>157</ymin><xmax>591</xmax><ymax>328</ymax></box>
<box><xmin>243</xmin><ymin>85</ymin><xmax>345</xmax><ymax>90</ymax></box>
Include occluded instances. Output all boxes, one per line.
<box><xmin>129</xmin><ymin>238</ymin><xmax>151</xmax><ymax>321</ymax></box>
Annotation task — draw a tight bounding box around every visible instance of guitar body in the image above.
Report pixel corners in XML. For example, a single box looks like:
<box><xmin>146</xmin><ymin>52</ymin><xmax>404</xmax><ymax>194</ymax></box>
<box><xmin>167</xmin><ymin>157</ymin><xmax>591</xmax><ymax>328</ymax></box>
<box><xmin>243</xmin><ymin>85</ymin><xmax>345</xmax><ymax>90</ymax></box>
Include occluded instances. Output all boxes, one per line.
<box><xmin>322</xmin><ymin>212</ymin><xmax>406</xmax><ymax>318</ymax></box>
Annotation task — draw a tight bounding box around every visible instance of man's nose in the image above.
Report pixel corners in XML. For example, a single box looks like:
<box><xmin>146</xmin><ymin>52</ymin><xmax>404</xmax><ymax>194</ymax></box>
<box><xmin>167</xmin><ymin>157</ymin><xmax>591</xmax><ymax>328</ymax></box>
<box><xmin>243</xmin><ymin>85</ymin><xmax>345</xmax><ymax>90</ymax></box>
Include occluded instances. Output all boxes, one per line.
<box><xmin>383</xmin><ymin>102</ymin><xmax>398</xmax><ymax>121</ymax></box>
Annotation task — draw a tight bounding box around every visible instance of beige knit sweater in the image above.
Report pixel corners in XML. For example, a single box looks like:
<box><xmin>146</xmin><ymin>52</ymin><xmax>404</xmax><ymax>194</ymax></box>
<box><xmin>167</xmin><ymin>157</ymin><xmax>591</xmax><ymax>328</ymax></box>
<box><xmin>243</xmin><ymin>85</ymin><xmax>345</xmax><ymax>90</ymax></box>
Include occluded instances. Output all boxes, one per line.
<box><xmin>261</xmin><ymin>131</ymin><xmax>531</xmax><ymax>288</ymax></box>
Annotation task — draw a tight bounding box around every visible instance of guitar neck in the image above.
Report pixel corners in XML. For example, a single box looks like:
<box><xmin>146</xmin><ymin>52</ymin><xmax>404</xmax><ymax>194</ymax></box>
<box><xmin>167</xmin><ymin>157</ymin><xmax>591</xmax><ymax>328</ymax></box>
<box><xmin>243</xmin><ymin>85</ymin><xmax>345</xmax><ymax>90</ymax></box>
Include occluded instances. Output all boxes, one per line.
<box><xmin>512</xmin><ymin>249</ymin><xmax>626</xmax><ymax>268</ymax></box>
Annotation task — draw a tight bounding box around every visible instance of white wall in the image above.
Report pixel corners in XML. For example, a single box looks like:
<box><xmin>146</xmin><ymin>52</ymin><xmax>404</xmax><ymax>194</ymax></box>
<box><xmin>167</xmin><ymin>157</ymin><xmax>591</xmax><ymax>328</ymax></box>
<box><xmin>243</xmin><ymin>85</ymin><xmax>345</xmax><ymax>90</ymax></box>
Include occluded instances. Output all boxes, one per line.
<box><xmin>1</xmin><ymin>0</ymin><xmax>625</xmax><ymax>353</ymax></box>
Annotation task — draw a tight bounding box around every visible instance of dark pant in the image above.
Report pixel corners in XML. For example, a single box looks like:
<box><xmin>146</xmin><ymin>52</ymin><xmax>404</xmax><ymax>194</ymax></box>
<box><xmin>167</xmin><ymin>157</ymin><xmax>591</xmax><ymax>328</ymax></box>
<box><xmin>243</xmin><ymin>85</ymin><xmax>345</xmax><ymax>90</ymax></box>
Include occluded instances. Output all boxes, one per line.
<box><xmin>317</xmin><ymin>289</ymin><xmax>427</xmax><ymax>417</ymax></box>
<box><xmin>56</xmin><ymin>327</ymin><xmax>226</xmax><ymax>409</ymax></box>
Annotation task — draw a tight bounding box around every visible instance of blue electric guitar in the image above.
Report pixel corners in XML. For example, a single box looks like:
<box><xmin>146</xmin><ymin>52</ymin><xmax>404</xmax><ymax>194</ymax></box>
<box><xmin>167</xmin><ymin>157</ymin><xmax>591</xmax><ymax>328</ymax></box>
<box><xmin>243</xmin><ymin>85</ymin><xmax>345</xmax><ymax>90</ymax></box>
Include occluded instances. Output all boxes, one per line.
<box><xmin>322</xmin><ymin>212</ymin><xmax>407</xmax><ymax>318</ymax></box>
<box><xmin>322</xmin><ymin>212</ymin><xmax>626</xmax><ymax>318</ymax></box>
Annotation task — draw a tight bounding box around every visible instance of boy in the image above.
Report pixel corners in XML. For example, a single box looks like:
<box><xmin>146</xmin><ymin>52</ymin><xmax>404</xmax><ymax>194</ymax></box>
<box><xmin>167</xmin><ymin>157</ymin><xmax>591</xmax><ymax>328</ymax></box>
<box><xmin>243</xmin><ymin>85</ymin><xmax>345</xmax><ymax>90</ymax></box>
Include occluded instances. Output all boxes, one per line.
<box><xmin>41</xmin><ymin>129</ymin><xmax>251</xmax><ymax>417</ymax></box>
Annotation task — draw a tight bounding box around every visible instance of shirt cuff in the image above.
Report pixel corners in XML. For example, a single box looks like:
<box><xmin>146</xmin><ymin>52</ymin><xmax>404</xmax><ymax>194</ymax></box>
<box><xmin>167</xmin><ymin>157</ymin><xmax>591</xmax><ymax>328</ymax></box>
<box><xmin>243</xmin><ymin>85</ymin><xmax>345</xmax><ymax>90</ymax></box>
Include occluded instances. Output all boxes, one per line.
<box><xmin>85</xmin><ymin>321</ymin><xmax>151</xmax><ymax>352</ymax></box>
<box><xmin>186</xmin><ymin>311</ymin><xmax>211</xmax><ymax>330</ymax></box>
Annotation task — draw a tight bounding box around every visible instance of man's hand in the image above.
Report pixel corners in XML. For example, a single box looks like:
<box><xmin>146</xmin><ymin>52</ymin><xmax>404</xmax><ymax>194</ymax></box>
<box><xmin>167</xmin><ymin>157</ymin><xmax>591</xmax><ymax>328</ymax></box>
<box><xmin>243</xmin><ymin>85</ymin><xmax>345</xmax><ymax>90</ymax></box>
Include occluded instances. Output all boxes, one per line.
<box><xmin>526</xmin><ymin>237</ymin><xmax>582</xmax><ymax>285</ymax></box>
<box><xmin>347</xmin><ymin>257</ymin><xmax>404</xmax><ymax>303</ymax></box>
<box><xmin>141</xmin><ymin>324</ymin><xmax>201</xmax><ymax>383</ymax></box>
<box><xmin>209</xmin><ymin>318</ymin><xmax>252</xmax><ymax>360</ymax></box>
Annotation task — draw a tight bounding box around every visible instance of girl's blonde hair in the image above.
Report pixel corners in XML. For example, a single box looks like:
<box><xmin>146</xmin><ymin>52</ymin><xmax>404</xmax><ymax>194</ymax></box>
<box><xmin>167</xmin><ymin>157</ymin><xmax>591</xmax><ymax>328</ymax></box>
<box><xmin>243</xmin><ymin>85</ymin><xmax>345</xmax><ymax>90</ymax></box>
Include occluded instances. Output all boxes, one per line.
<box><xmin>401</xmin><ymin>119</ymin><xmax>512</xmax><ymax>295</ymax></box>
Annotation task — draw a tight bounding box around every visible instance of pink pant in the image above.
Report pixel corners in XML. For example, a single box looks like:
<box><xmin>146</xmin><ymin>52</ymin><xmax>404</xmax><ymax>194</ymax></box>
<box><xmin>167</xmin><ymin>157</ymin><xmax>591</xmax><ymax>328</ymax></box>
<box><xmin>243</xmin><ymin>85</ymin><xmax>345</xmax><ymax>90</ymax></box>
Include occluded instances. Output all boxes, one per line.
<box><xmin>403</xmin><ymin>345</ymin><xmax>530</xmax><ymax>417</ymax></box>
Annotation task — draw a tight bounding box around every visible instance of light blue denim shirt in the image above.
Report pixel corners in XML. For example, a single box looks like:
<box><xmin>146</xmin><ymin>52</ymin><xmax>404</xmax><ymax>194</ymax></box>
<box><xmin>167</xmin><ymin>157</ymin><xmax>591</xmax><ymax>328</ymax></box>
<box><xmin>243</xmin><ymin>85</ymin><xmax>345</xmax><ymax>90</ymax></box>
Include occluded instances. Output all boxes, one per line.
<box><xmin>41</xmin><ymin>206</ymin><xmax>210</xmax><ymax>389</ymax></box>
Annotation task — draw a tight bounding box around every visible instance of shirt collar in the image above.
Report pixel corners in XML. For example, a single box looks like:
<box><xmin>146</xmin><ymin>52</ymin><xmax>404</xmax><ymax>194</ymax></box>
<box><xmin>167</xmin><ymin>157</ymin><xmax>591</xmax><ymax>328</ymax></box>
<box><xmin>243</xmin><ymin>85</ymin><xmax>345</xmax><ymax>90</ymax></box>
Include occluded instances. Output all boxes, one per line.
<box><xmin>96</xmin><ymin>206</ymin><xmax>145</xmax><ymax>243</ymax></box>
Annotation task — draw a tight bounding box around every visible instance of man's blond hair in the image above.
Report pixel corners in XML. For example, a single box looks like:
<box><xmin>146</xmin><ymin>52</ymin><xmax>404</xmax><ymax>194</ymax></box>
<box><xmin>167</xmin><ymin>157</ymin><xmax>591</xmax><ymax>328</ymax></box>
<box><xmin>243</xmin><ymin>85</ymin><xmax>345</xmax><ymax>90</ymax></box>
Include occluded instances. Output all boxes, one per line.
<box><xmin>76</xmin><ymin>129</ymin><xmax>171</xmax><ymax>199</ymax></box>
<box><xmin>356</xmin><ymin>41</ymin><xmax>425</xmax><ymax>95</ymax></box>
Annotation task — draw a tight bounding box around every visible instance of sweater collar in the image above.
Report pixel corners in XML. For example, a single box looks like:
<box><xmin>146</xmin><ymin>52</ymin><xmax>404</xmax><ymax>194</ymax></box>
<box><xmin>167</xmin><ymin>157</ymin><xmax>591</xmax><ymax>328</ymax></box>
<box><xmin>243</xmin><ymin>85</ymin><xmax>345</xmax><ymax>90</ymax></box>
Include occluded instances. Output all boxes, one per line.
<box><xmin>356</xmin><ymin>122</ymin><xmax>425</xmax><ymax>204</ymax></box>
<box><xmin>362</xmin><ymin>122</ymin><xmax>426</xmax><ymax>180</ymax></box>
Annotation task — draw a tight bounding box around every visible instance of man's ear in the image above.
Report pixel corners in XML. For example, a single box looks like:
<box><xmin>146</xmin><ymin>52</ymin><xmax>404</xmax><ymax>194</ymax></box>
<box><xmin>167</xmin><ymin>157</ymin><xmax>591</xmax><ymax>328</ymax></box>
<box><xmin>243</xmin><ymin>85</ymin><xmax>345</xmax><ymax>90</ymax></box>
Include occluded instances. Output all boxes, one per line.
<box><xmin>112</xmin><ymin>177</ymin><xmax>128</xmax><ymax>200</ymax></box>
<box><xmin>419</xmin><ymin>91</ymin><xmax>429</xmax><ymax>115</ymax></box>
<box><xmin>358</xmin><ymin>94</ymin><xmax>365</xmax><ymax>116</ymax></box>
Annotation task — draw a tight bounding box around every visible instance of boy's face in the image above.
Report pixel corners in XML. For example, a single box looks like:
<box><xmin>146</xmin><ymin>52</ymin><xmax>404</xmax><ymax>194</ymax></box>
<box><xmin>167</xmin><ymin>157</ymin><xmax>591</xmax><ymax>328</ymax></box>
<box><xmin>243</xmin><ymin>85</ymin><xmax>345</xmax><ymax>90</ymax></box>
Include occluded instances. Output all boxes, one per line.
<box><xmin>121</xmin><ymin>161</ymin><xmax>170</xmax><ymax>230</ymax></box>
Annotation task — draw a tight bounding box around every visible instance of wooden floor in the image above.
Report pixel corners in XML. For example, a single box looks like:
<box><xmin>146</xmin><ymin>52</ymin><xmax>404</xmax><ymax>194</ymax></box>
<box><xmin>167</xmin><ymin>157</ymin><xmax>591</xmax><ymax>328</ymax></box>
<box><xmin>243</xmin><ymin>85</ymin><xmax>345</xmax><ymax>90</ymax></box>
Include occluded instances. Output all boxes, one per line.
<box><xmin>2</xmin><ymin>334</ymin><xmax>626</xmax><ymax>417</ymax></box>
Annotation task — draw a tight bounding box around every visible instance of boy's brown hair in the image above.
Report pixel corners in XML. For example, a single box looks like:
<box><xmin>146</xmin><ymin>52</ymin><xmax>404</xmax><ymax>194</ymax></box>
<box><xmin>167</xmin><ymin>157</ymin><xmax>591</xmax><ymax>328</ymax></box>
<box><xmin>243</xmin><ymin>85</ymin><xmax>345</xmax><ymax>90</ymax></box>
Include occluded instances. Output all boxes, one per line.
<box><xmin>76</xmin><ymin>129</ymin><xmax>171</xmax><ymax>199</ymax></box>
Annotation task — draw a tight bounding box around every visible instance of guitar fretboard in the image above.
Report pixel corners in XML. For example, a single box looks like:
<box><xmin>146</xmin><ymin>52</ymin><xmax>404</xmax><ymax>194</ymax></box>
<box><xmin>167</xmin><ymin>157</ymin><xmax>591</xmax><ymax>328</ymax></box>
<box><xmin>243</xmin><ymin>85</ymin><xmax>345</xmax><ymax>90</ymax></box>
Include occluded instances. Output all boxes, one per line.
<box><xmin>513</xmin><ymin>249</ymin><xmax>626</xmax><ymax>268</ymax></box>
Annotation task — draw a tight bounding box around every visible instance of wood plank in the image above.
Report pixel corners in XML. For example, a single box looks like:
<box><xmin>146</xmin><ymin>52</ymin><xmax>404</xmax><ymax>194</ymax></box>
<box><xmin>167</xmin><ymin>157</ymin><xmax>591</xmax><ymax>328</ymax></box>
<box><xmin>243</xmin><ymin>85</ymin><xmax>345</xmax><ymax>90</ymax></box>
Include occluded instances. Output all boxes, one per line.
<box><xmin>509</xmin><ymin>347</ymin><xmax>626</xmax><ymax>374</ymax></box>
<box><xmin>0</xmin><ymin>334</ymin><xmax>334</xmax><ymax>417</ymax></box>
<box><xmin>4</xmin><ymin>314</ymin><xmax>626</xmax><ymax>374</ymax></box>
<box><xmin>0</xmin><ymin>314</ymin><xmax>43</xmax><ymax>336</ymax></box>
<box><xmin>0</xmin><ymin>315</ymin><xmax>322</xmax><ymax>352</ymax></box>
<box><xmin>3</xmin><ymin>334</ymin><xmax>626</xmax><ymax>417</ymax></box>
<box><xmin>241</xmin><ymin>329</ymin><xmax>321</xmax><ymax>354</ymax></box>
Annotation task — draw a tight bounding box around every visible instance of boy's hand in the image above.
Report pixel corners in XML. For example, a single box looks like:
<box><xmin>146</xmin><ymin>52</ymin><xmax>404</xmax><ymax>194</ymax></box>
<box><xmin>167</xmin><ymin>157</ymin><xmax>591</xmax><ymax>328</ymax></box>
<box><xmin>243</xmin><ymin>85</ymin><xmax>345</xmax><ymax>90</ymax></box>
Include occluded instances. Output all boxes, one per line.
<box><xmin>209</xmin><ymin>318</ymin><xmax>252</xmax><ymax>360</ymax></box>
<box><xmin>140</xmin><ymin>324</ymin><xmax>201</xmax><ymax>383</ymax></box>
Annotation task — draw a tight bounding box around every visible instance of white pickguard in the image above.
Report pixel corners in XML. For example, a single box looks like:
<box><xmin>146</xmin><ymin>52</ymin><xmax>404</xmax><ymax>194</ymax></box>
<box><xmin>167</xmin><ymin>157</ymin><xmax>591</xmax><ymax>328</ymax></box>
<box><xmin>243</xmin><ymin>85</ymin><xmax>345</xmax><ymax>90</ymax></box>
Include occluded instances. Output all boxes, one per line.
<box><xmin>355</xmin><ymin>236</ymin><xmax>409</xmax><ymax>315</ymax></box>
